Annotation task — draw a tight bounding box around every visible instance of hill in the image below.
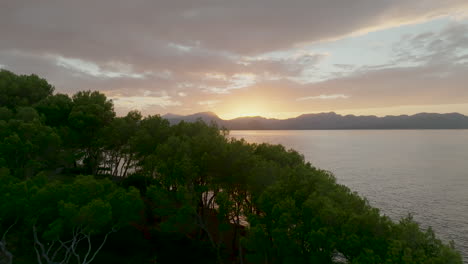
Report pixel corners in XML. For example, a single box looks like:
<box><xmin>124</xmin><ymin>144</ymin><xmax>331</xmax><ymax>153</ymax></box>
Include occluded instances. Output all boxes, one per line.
<box><xmin>163</xmin><ymin>112</ymin><xmax>468</xmax><ymax>129</ymax></box>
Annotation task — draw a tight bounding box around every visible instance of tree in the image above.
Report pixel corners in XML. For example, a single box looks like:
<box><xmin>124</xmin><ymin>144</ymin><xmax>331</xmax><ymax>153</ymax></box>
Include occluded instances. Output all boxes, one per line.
<box><xmin>0</xmin><ymin>70</ymin><xmax>54</xmax><ymax>110</ymax></box>
<box><xmin>0</xmin><ymin>168</ymin><xmax>16</xmax><ymax>264</ymax></box>
<box><xmin>15</xmin><ymin>107</ymin><xmax>42</xmax><ymax>122</ymax></box>
<box><xmin>68</xmin><ymin>91</ymin><xmax>115</xmax><ymax>175</ymax></box>
<box><xmin>35</xmin><ymin>94</ymin><xmax>73</xmax><ymax>127</ymax></box>
<box><xmin>0</xmin><ymin>119</ymin><xmax>61</xmax><ymax>178</ymax></box>
<box><xmin>0</xmin><ymin>70</ymin><xmax>462</xmax><ymax>264</ymax></box>
<box><xmin>101</xmin><ymin>111</ymin><xmax>142</xmax><ymax>177</ymax></box>
<box><xmin>0</xmin><ymin>107</ymin><xmax>13</xmax><ymax>121</ymax></box>
<box><xmin>0</xmin><ymin>175</ymin><xmax>143</xmax><ymax>264</ymax></box>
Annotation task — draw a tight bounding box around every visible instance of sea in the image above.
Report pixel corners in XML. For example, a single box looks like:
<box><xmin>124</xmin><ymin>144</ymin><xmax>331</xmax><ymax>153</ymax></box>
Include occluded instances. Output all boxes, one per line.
<box><xmin>230</xmin><ymin>130</ymin><xmax>468</xmax><ymax>262</ymax></box>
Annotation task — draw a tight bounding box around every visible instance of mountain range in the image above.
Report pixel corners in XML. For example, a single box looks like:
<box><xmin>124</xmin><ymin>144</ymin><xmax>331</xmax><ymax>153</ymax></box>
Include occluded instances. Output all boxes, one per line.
<box><xmin>162</xmin><ymin>112</ymin><xmax>468</xmax><ymax>130</ymax></box>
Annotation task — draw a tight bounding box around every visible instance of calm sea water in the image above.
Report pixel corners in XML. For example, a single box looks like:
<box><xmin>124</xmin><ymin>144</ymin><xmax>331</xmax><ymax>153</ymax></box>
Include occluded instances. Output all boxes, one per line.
<box><xmin>230</xmin><ymin>130</ymin><xmax>468</xmax><ymax>261</ymax></box>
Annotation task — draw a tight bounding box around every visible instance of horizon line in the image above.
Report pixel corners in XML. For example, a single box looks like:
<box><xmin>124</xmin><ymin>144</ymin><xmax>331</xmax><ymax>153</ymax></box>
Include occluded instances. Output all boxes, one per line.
<box><xmin>160</xmin><ymin>111</ymin><xmax>467</xmax><ymax>121</ymax></box>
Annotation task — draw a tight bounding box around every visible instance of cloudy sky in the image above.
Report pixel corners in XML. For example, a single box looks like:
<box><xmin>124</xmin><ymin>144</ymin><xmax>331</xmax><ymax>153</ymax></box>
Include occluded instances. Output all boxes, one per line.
<box><xmin>1</xmin><ymin>0</ymin><xmax>468</xmax><ymax>119</ymax></box>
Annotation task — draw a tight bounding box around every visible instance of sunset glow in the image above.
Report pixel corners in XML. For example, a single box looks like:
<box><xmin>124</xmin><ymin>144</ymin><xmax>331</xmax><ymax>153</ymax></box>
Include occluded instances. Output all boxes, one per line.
<box><xmin>1</xmin><ymin>1</ymin><xmax>467</xmax><ymax>118</ymax></box>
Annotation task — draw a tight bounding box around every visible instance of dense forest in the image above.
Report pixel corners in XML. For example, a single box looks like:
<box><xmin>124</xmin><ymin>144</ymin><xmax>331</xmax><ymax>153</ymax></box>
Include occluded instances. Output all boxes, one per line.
<box><xmin>0</xmin><ymin>69</ymin><xmax>462</xmax><ymax>263</ymax></box>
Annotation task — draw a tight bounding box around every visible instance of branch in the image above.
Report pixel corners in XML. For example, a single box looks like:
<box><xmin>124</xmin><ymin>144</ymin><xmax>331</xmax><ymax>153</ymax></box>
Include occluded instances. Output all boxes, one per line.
<box><xmin>52</xmin><ymin>239</ymin><xmax>70</xmax><ymax>263</ymax></box>
<box><xmin>1</xmin><ymin>218</ymin><xmax>17</xmax><ymax>242</ymax></box>
<box><xmin>0</xmin><ymin>219</ymin><xmax>17</xmax><ymax>264</ymax></box>
<box><xmin>83</xmin><ymin>229</ymin><xmax>116</xmax><ymax>264</ymax></box>
<box><xmin>207</xmin><ymin>190</ymin><xmax>218</xmax><ymax>209</ymax></box>
<box><xmin>34</xmin><ymin>245</ymin><xmax>43</xmax><ymax>264</ymax></box>
<box><xmin>82</xmin><ymin>234</ymin><xmax>92</xmax><ymax>264</ymax></box>
<box><xmin>0</xmin><ymin>240</ymin><xmax>13</xmax><ymax>264</ymax></box>
<box><xmin>33</xmin><ymin>225</ymin><xmax>51</xmax><ymax>264</ymax></box>
<box><xmin>195</xmin><ymin>213</ymin><xmax>217</xmax><ymax>249</ymax></box>
<box><xmin>45</xmin><ymin>241</ymin><xmax>55</xmax><ymax>256</ymax></box>
<box><xmin>69</xmin><ymin>230</ymin><xmax>86</xmax><ymax>264</ymax></box>
<box><xmin>57</xmin><ymin>238</ymin><xmax>75</xmax><ymax>264</ymax></box>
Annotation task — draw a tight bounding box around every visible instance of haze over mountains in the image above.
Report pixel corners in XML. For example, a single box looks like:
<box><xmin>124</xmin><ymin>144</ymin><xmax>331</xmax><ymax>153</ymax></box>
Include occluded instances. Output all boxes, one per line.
<box><xmin>162</xmin><ymin>112</ymin><xmax>468</xmax><ymax>130</ymax></box>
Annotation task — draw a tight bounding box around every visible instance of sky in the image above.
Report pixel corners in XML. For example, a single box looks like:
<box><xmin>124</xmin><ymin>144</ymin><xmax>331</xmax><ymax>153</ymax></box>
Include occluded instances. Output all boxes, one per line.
<box><xmin>1</xmin><ymin>0</ymin><xmax>468</xmax><ymax>119</ymax></box>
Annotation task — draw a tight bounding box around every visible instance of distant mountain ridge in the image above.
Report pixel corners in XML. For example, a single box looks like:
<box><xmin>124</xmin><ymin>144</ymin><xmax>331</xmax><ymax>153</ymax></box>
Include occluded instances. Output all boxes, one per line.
<box><xmin>162</xmin><ymin>112</ymin><xmax>468</xmax><ymax>129</ymax></box>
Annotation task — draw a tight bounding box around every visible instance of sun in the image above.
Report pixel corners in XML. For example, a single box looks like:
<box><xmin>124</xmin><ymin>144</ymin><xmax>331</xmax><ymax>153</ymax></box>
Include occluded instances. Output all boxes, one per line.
<box><xmin>219</xmin><ymin>110</ymin><xmax>266</xmax><ymax>120</ymax></box>
<box><xmin>218</xmin><ymin>104</ymin><xmax>268</xmax><ymax>120</ymax></box>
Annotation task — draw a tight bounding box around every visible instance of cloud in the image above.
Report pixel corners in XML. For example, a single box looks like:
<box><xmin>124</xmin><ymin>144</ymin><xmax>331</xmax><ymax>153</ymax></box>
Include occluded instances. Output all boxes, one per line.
<box><xmin>333</xmin><ymin>64</ymin><xmax>355</xmax><ymax>70</ymax></box>
<box><xmin>54</xmin><ymin>55</ymin><xmax>149</xmax><ymax>79</ymax></box>
<box><xmin>3</xmin><ymin>0</ymin><xmax>467</xmax><ymax>57</ymax></box>
<box><xmin>2</xmin><ymin>1</ymin><xmax>467</xmax><ymax>61</ymax></box>
<box><xmin>198</xmin><ymin>100</ymin><xmax>221</xmax><ymax>106</ymax></box>
<box><xmin>392</xmin><ymin>22</ymin><xmax>468</xmax><ymax>65</ymax></box>
<box><xmin>214</xmin><ymin>35</ymin><xmax>468</xmax><ymax>116</ymax></box>
<box><xmin>1</xmin><ymin>1</ymin><xmax>467</xmax><ymax>117</ymax></box>
<box><xmin>203</xmin><ymin>73</ymin><xmax>257</xmax><ymax>94</ymax></box>
<box><xmin>244</xmin><ymin>52</ymin><xmax>329</xmax><ymax>77</ymax></box>
<box><xmin>296</xmin><ymin>94</ymin><xmax>350</xmax><ymax>101</ymax></box>
<box><xmin>111</xmin><ymin>95</ymin><xmax>182</xmax><ymax>110</ymax></box>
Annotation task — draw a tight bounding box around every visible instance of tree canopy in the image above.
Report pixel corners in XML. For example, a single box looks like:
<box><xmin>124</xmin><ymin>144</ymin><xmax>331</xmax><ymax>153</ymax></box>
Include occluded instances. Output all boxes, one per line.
<box><xmin>0</xmin><ymin>69</ymin><xmax>462</xmax><ymax>263</ymax></box>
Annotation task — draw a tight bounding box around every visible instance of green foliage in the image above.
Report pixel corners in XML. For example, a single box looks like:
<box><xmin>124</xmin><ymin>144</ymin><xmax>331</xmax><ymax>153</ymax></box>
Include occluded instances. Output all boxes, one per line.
<box><xmin>0</xmin><ymin>107</ymin><xmax>13</xmax><ymax>121</ymax></box>
<box><xmin>0</xmin><ymin>70</ymin><xmax>462</xmax><ymax>263</ymax></box>
<box><xmin>0</xmin><ymin>119</ymin><xmax>61</xmax><ymax>178</ymax></box>
<box><xmin>67</xmin><ymin>90</ymin><xmax>116</xmax><ymax>174</ymax></box>
<box><xmin>69</xmin><ymin>91</ymin><xmax>115</xmax><ymax>131</ymax></box>
<box><xmin>15</xmin><ymin>107</ymin><xmax>42</xmax><ymax>122</ymax></box>
<box><xmin>0</xmin><ymin>175</ymin><xmax>144</xmax><ymax>263</ymax></box>
<box><xmin>130</xmin><ymin>115</ymin><xmax>170</xmax><ymax>159</ymax></box>
<box><xmin>35</xmin><ymin>93</ymin><xmax>73</xmax><ymax>127</ymax></box>
<box><xmin>383</xmin><ymin>215</ymin><xmax>462</xmax><ymax>264</ymax></box>
<box><xmin>0</xmin><ymin>70</ymin><xmax>54</xmax><ymax>109</ymax></box>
